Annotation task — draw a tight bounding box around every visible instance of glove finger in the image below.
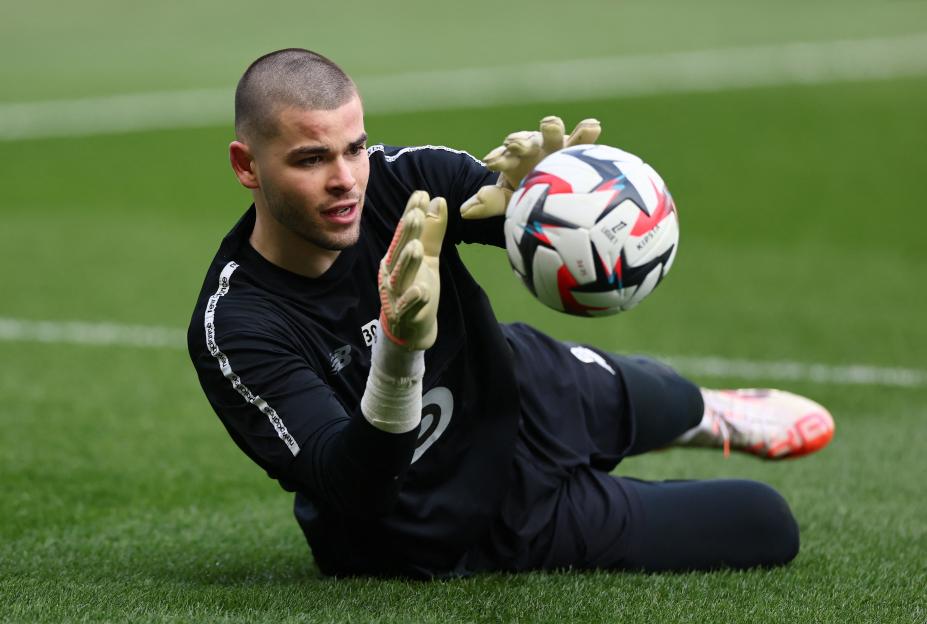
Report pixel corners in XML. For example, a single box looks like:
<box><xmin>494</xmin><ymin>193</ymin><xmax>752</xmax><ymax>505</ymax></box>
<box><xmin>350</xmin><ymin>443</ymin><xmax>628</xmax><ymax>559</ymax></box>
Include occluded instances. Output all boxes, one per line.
<box><xmin>483</xmin><ymin>144</ymin><xmax>508</xmax><ymax>164</ymax></box>
<box><xmin>460</xmin><ymin>187</ymin><xmax>485</xmax><ymax>218</ymax></box>
<box><xmin>503</xmin><ymin>141</ymin><xmax>530</xmax><ymax>157</ymax></box>
<box><xmin>540</xmin><ymin>116</ymin><xmax>566</xmax><ymax>153</ymax></box>
<box><xmin>502</xmin><ymin>130</ymin><xmax>537</xmax><ymax>147</ymax></box>
<box><xmin>390</xmin><ymin>238</ymin><xmax>423</xmax><ymax>295</ymax></box>
<box><xmin>460</xmin><ymin>185</ymin><xmax>511</xmax><ymax>220</ymax></box>
<box><xmin>486</xmin><ymin>150</ymin><xmax>529</xmax><ymax>176</ymax></box>
<box><xmin>485</xmin><ymin>151</ymin><xmax>524</xmax><ymax>174</ymax></box>
<box><xmin>565</xmin><ymin>118</ymin><xmax>602</xmax><ymax>147</ymax></box>
<box><xmin>403</xmin><ymin>190</ymin><xmax>431</xmax><ymax>216</ymax></box>
<box><xmin>504</xmin><ymin>131</ymin><xmax>542</xmax><ymax>157</ymax></box>
<box><xmin>396</xmin><ymin>285</ymin><xmax>429</xmax><ymax>321</ymax></box>
<box><xmin>385</xmin><ymin>202</ymin><xmax>424</xmax><ymax>270</ymax></box>
<box><xmin>420</xmin><ymin>197</ymin><xmax>448</xmax><ymax>257</ymax></box>
<box><xmin>485</xmin><ymin>152</ymin><xmax>520</xmax><ymax>173</ymax></box>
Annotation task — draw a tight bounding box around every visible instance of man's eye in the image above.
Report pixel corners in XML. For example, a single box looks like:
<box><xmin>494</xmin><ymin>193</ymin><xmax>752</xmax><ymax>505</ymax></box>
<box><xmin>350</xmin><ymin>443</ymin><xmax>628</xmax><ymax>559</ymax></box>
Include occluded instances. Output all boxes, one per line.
<box><xmin>299</xmin><ymin>156</ymin><xmax>322</xmax><ymax>166</ymax></box>
<box><xmin>348</xmin><ymin>144</ymin><xmax>366</xmax><ymax>156</ymax></box>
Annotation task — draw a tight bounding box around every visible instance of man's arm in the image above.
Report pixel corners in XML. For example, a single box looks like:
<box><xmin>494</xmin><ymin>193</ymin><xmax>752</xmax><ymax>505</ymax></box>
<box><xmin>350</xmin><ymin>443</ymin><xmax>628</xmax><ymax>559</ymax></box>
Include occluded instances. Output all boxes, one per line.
<box><xmin>367</xmin><ymin>144</ymin><xmax>504</xmax><ymax>248</ymax></box>
<box><xmin>189</xmin><ymin>191</ymin><xmax>447</xmax><ymax>518</ymax></box>
<box><xmin>189</xmin><ymin>319</ymin><xmax>419</xmax><ymax>517</ymax></box>
<box><xmin>369</xmin><ymin>117</ymin><xmax>601</xmax><ymax>249</ymax></box>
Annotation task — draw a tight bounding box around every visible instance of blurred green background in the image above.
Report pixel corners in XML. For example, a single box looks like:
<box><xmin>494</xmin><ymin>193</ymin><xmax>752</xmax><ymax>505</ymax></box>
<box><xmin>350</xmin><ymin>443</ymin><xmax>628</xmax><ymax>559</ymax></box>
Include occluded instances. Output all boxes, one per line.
<box><xmin>1</xmin><ymin>2</ymin><xmax>925</xmax><ymax>622</ymax></box>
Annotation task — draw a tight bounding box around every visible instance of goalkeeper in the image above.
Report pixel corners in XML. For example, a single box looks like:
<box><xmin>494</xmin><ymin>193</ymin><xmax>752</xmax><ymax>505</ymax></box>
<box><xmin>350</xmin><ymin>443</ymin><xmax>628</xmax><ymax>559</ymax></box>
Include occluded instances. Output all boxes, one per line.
<box><xmin>187</xmin><ymin>48</ymin><xmax>834</xmax><ymax>578</ymax></box>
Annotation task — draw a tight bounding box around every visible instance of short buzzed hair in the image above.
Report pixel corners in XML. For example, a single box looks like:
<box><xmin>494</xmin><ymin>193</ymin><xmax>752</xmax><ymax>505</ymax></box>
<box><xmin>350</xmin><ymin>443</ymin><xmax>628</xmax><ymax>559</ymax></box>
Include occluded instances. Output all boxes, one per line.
<box><xmin>234</xmin><ymin>48</ymin><xmax>356</xmax><ymax>143</ymax></box>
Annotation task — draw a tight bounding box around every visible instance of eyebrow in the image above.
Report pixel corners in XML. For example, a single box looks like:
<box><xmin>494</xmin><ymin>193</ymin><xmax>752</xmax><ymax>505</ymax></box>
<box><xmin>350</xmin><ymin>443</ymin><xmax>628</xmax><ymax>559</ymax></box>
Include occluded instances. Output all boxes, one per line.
<box><xmin>287</xmin><ymin>132</ymin><xmax>368</xmax><ymax>158</ymax></box>
<box><xmin>349</xmin><ymin>133</ymin><xmax>368</xmax><ymax>149</ymax></box>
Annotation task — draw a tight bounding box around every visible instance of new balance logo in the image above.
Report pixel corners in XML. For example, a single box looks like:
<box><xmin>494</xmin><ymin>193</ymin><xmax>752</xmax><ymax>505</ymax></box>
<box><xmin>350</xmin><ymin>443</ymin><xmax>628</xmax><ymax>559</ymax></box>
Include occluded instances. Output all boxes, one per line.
<box><xmin>329</xmin><ymin>345</ymin><xmax>353</xmax><ymax>373</ymax></box>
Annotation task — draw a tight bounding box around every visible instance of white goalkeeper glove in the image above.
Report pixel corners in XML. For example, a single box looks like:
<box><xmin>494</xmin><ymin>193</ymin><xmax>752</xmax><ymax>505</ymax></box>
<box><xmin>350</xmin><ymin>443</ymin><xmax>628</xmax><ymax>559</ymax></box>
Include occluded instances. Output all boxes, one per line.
<box><xmin>459</xmin><ymin>115</ymin><xmax>602</xmax><ymax>220</ymax></box>
<box><xmin>378</xmin><ymin>190</ymin><xmax>448</xmax><ymax>351</ymax></box>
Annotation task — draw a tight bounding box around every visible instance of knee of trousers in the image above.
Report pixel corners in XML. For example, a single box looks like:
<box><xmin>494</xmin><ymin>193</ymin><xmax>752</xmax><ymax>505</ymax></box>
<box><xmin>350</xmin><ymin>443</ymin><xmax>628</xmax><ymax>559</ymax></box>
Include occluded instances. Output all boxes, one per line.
<box><xmin>623</xmin><ymin>356</ymin><xmax>704</xmax><ymax>431</ymax></box>
<box><xmin>677</xmin><ymin>374</ymin><xmax>704</xmax><ymax>431</ymax></box>
<box><xmin>730</xmin><ymin>480</ymin><xmax>801</xmax><ymax>567</ymax></box>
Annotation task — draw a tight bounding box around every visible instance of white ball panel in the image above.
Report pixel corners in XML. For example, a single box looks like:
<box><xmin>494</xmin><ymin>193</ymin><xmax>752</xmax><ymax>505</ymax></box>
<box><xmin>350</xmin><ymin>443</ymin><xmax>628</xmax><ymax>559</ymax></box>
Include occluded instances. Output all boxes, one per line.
<box><xmin>641</xmin><ymin>163</ymin><xmax>666</xmax><ymax>191</ymax></box>
<box><xmin>653</xmin><ymin>212</ymin><xmax>679</xmax><ymax>256</ymax></box>
<box><xmin>588</xmin><ymin>199</ymin><xmax>641</xmax><ymax>278</ymax></box>
<box><xmin>583</xmin><ymin>144</ymin><xmax>643</xmax><ymax>166</ymax></box>
<box><xmin>624</xmin><ymin>212</ymin><xmax>676</xmax><ymax>267</ymax></box>
<box><xmin>626</xmin><ymin>265</ymin><xmax>662</xmax><ymax>308</ymax></box>
<box><xmin>531</xmin><ymin>246</ymin><xmax>566</xmax><ymax>312</ymax></box>
<box><xmin>507</xmin><ymin>186</ymin><xmax>526</xmax><ymax>216</ymax></box>
<box><xmin>535</xmin><ymin>150</ymin><xmax>603</xmax><ymax>192</ymax></box>
<box><xmin>573</xmin><ymin>284</ymin><xmax>643</xmax><ymax>311</ymax></box>
<box><xmin>621</xmin><ymin>163</ymin><xmax>659</xmax><ymax>213</ymax></box>
<box><xmin>571</xmin><ymin>289</ymin><xmax>622</xmax><ymax>310</ymax></box>
<box><xmin>544</xmin><ymin>226</ymin><xmax>596</xmax><ymax>286</ymax></box>
<box><xmin>507</xmin><ymin>183</ymin><xmax>548</xmax><ymax>225</ymax></box>
<box><xmin>663</xmin><ymin>239</ymin><xmax>678</xmax><ymax>276</ymax></box>
<box><xmin>542</xmin><ymin>191</ymin><xmax>614</xmax><ymax>229</ymax></box>
<box><xmin>504</xmin><ymin>216</ymin><xmax>524</xmax><ymax>245</ymax></box>
<box><xmin>504</xmin><ymin>219</ymin><xmax>526</xmax><ymax>275</ymax></box>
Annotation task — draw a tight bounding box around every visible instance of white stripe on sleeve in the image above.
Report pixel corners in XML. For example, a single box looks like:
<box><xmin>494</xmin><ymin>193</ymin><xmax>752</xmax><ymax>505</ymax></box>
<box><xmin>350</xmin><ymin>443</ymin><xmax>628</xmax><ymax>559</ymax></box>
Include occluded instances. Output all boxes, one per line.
<box><xmin>204</xmin><ymin>261</ymin><xmax>300</xmax><ymax>456</ymax></box>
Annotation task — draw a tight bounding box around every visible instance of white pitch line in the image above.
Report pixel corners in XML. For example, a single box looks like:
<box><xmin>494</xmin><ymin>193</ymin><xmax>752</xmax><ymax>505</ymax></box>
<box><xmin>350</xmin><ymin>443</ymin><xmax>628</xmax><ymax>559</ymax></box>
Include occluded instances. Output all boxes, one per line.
<box><xmin>660</xmin><ymin>355</ymin><xmax>927</xmax><ymax>389</ymax></box>
<box><xmin>1</xmin><ymin>317</ymin><xmax>924</xmax><ymax>388</ymax></box>
<box><xmin>2</xmin><ymin>33</ymin><xmax>927</xmax><ymax>141</ymax></box>
<box><xmin>0</xmin><ymin>317</ymin><xmax>184</xmax><ymax>350</ymax></box>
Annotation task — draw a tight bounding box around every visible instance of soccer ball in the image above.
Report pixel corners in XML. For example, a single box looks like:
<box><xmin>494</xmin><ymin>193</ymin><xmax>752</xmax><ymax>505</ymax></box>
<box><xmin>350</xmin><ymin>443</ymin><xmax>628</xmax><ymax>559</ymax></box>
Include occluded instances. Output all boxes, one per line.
<box><xmin>504</xmin><ymin>144</ymin><xmax>679</xmax><ymax>316</ymax></box>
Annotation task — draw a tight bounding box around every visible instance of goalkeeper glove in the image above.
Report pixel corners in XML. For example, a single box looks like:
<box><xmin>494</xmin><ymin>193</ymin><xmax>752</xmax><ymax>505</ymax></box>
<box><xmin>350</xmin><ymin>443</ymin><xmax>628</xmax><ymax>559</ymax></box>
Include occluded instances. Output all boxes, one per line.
<box><xmin>378</xmin><ymin>190</ymin><xmax>448</xmax><ymax>351</ymax></box>
<box><xmin>460</xmin><ymin>116</ymin><xmax>601</xmax><ymax>220</ymax></box>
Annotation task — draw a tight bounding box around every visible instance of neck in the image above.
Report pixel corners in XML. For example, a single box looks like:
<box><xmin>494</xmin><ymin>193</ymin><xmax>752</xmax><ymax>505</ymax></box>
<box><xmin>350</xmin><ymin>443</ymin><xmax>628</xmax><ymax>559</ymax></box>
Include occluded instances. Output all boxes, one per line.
<box><xmin>249</xmin><ymin>208</ymin><xmax>340</xmax><ymax>279</ymax></box>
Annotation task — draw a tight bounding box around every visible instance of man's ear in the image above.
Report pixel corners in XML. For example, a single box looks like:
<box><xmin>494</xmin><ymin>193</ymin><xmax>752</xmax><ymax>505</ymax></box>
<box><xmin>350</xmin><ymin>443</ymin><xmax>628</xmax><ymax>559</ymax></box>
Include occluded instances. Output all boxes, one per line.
<box><xmin>229</xmin><ymin>141</ymin><xmax>259</xmax><ymax>189</ymax></box>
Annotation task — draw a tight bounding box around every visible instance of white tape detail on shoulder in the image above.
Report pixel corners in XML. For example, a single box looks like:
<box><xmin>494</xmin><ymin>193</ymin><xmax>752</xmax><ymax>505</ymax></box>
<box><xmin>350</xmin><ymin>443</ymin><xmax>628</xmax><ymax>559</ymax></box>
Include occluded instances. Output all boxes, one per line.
<box><xmin>367</xmin><ymin>144</ymin><xmax>484</xmax><ymax>167</ymax></box>
<box><xmin>203</xmin><ymin>261</ymin><xmax>300</xmax><ymax>456</ymax></box>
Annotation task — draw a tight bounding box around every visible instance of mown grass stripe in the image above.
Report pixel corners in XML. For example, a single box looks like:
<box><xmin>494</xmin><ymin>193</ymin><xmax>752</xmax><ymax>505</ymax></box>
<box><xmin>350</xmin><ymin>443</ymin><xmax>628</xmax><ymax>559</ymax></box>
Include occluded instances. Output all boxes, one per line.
<box><xmin>2</xmin><ymin>33</ymin><xmax>927</xmax><ymax>141</ymax></box>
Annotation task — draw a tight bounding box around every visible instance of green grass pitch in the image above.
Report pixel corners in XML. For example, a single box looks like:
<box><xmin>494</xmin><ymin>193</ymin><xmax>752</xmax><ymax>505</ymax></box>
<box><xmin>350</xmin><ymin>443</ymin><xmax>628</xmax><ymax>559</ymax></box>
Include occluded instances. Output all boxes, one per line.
<box><xmin>2</xmin><ymin>2</ymin><xmax>926</xmax><ymax>622</ymax></box>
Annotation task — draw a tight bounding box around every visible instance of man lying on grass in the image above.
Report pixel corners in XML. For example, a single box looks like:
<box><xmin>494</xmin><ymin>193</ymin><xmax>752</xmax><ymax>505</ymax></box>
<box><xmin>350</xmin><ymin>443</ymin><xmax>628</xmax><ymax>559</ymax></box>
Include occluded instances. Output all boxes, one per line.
<box><xmin>188</xmin><ymin>48</ymin><xmax>834</xmax><ymax>578</ymax></box>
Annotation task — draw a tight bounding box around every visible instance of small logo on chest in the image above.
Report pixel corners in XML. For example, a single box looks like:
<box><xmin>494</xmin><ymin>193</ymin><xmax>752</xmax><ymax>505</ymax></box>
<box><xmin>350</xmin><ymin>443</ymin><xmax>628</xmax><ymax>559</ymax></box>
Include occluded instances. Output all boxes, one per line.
<box><xmin>329</xmin><ymin>345</ymin><xmax>353</xmax><ymax>373</ymax></box>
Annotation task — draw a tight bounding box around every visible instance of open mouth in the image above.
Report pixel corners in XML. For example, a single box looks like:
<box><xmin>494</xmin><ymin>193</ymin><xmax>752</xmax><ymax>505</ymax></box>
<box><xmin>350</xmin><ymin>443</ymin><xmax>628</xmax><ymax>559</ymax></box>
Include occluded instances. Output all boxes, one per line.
<box><xmin>322</xmin><ymin>202</ymin><xmax>359</xmax><ymax>223</ymax></box>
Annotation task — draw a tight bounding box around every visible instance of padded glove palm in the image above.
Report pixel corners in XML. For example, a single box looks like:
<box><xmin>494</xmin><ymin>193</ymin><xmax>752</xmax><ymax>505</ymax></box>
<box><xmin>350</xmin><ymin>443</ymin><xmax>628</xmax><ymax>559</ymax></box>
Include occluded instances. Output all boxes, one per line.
<box><xmin>378</xmin><ymin>190</ymin><xmax>448</xmax><ymax>351</ymax></box>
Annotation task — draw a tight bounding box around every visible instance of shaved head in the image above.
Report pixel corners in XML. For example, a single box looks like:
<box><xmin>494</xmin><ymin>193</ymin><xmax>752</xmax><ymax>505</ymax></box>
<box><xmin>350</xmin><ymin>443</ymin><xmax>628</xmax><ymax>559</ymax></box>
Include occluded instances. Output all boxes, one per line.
<box><xmin>235</xmin><ymin>48</ymin><xmax>356</xmax><ymax>144</ymax></box>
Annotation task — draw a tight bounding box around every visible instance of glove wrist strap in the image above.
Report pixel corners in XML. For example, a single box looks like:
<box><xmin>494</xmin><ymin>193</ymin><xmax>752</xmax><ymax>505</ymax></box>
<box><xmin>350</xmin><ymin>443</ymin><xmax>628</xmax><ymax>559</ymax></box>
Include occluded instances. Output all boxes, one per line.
<box><xmin>360</xmin><ymin>334</ymin><xmax>425</xmax><ymax>434</ymax></box>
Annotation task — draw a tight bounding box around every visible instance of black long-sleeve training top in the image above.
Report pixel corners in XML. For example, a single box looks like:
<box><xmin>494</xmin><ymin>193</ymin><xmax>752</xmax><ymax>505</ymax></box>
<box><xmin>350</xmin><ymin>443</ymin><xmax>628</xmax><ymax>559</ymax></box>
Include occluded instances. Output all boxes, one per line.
<box><xmin>187</xmin><ymin>145</ymin><xmax>522</xmax><ymax>577</ymax></box>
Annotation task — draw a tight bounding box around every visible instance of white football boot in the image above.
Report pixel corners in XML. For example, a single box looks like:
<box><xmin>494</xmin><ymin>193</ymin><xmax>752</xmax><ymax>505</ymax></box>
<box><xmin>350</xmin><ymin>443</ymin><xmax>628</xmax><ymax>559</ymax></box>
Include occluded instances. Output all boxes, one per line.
<box><xmin>675</xmin><ymin>389</ymin><xmax>835</xmax><ymax>459</ymax></box>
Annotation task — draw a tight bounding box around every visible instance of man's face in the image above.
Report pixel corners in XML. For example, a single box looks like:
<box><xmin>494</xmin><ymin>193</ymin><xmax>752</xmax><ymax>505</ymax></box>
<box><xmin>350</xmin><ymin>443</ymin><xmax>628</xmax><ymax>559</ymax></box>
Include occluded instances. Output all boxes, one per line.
<box><xmin>251</xmin><ymin>95</ymin><xmax>370</xmax><ymax>252</ymax></box>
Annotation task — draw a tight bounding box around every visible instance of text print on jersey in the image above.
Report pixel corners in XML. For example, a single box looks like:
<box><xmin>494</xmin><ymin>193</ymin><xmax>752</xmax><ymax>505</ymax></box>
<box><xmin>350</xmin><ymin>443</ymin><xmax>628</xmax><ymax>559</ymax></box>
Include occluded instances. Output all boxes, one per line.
<box><xmin>361</xmin><ymin>318</ymin><xmax>380</xmax><ymax>347</ymax></box>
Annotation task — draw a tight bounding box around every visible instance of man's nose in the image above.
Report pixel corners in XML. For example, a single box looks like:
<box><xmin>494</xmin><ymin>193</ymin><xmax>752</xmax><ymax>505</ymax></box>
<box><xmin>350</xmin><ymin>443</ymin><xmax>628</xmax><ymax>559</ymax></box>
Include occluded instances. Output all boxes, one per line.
<box><xmin>327</xmin><ymin>157</ymin><xmax>356</xmax><ymax>192</ymax></box>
